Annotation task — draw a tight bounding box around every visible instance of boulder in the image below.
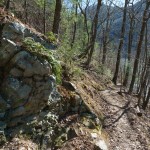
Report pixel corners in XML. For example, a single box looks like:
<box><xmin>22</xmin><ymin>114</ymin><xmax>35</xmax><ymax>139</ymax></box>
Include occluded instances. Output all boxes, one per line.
<box><xmin>0</xmin><ymin>24</ymin><xmax>60</xmax><ymax>129</ymax></box>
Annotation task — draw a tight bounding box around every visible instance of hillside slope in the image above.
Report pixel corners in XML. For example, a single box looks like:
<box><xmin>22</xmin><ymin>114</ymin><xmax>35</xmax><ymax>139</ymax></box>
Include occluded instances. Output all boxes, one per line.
<box><xmin>88</xmin><ymin>0</ymin><xmax>150</xmax><ymax>53</ymax></box>
<box><xmin>0</xmin><ymin>9</ymin><xmax>149</xmax><ymax>150</ymax></box>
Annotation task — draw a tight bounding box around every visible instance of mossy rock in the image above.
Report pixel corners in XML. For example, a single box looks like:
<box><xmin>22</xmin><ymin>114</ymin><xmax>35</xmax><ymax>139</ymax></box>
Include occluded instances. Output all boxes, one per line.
<box><xmin>22</xmin><ymin>37</ymin><xmax>61</xmax><ymax>83</ymax></box>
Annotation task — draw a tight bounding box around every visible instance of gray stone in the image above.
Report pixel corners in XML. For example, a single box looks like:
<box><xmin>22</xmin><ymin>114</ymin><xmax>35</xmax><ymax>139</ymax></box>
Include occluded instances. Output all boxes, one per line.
<box><xmin>10</xmin><ymin>51</ymin><xmax>33</xmax><ymax>72</ymax></box>
<box><xmin>3</xmin><ymin>22</ymin><xmax>55</xmax><ymax>50</ymax></box>
<box><xmin>48</xmin><ymin>90</ymin><xmax>61</xmax><ymax>104</ymax></box>
<box><xmin>46</xmin><ymin>75</ymin><xmax>56</xmax><ymax>83</ymax></box>
<box><xmin>0</xmin><ymin>95</ymin><xmax>7</xmax><ymax>111</ymax></box>
<box><xmin>3</xmin><ymin>22</ymin><xmax>26</xmax><ymax>41</ymax></box>
<box><xmin>0</xmin><ymin>112</ymin><xmax>5</xmax><ymax>119</ymax></box>
<box><xmin>7</xmin><ymin>22</ymin><xmax>25</xmax><ymax>34</ymax></box>
<box><xmin>23</xmin><ymin>78</ymin><xmax>33</xmax><ymax>85</ymax></box>
<box><xmin>0</xmin><ymin>38</ymin><xmax>19</xmax><ymax>66</ymax></box>
<box><xmin>62</xmin><ymin>81</ymin><xmax>77</xmax><ymax>91</ymax></box>
<box><xmin>2</xmin><ymin>77</ymin><xmax>21</xmax><ymax>95</ymax></box>
<box><xmin>1</xmin><ymin>77</ymin><xmax>32</xmax><ymax>108</ymax></box>
<box><xmin>33</xmin><ymin>75</ymin><xmax>43</xmax><ymax>81</ymax></box>
<box><xmin>10</xmin><ymin>51</ymin><xmax>51</xmax><ymax>77</ymax></box>
<box><xmin>12</xmin><ymin>99</ymin><xmax>26</xmax><ymax>109</ymax></box>
<box><xmin>10</xmin><ymin>68</ymin><xmax>23</xmax><ymax>77</ymax></box>
<box><xmin>18</xmin><ymin>84</ymin><xmax>32</xmax><ymax>100</ymax></box>
<box><xmin>11</xmin><ymin>106</ymin><xmax>26</xmax><ymax>118</ymax></box>
<box><xmin>7</xmin><ymin>117</ymin><xmax>22</xmax><ymax>127</ymax></box>
<box><xmin>0</xmin><ymin>122</ymin><xmax>6</xmax><ymax>130</ymax></box>
<box><xmin>95</xmin><ymin>140</ymin><xmax>108</xmax><ymax>150</ymax></box>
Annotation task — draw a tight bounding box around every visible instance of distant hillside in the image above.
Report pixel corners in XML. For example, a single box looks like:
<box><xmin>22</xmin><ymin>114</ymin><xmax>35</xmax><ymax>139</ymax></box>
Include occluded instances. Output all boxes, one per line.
<box><xmin>87</xmin><ymin>0</ymin><xmax>150</xmax><ymax>56</ymax></box>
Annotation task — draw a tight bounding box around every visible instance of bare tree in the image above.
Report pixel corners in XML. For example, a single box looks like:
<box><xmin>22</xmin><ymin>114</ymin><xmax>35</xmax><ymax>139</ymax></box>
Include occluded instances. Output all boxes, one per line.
<box><xmin>138</xmin><ymin>57</ymin><xmax>150</xmax><ymax>106</ymax></box>
<box><xmin>0</xmin><ymin>24</ymin><xmax>4</xmax><ymax>45</ymax></box>
<box><xmin>24</xmin><ymin>0</ymin><xmax>28</xmax><ymax>24</ymax></box>
<box><xmin>85</xmin><ymin>0</ymin><xmax>102</xmax><ymax>67</ymax></box>
<box><xmin>78</xmin><ymin>0</ymin><xmax>90</xmax><ymax>44</ymax></box>
<box><xmin>43</xmin><ymin>0</ymin><xmax>46</xmax><ymax>34</ymax></box>
<box><xmin>52</xmin><ymin>0</ymin><xmax>62</xmax><ymax>35</ymax></box>
<box><xmin>123</xmin><ymin>0</ymin><xmax>135</xmax><ymax>86</ymax></box>
<box><xmin>71</xmin><ymin>2</ymin><xmax>78</xmax><ymax>47</ymax></box>
<box><xmin>112</xmin><ymin>0</ymin><xmax>129</xmax><ymax>85</ymax></box>
<box><xmin>101</xmin><ymin>1</ymin><xmax>114</xmax><ymax>65</ymax></box>
<box><xmin>129</xmin><ymin>1</ymin><xmax>150</xmax><ymax>93</ymax></box>
<box><xmin>5</xmin><ymin>0</ymin><xmax>10</xmax><ymax>10</ymax></box>
<box><xmin>142</xmin><ymin>87</ymin><xmax>150</xmax><ymax>110</ymax></box>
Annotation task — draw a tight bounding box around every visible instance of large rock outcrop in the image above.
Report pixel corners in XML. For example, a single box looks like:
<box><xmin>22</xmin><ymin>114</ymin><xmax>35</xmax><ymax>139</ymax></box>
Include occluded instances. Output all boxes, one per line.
<box><xmin>0</xmin><ymin>12</ymin><xmax>107</xmax><ymax>150</ymax></box>
<box><xmin>0</xmin><ymin>15</ymin><xmax>60</xmax><ymax>138</ymax></box>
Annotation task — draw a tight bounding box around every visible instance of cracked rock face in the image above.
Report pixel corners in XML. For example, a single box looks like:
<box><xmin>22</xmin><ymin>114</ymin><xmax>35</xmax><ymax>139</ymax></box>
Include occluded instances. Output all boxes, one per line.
<box><xmin>0</xmin><ymin>22</ymin><xmax>60</xmax><ymax>131</ymax></box>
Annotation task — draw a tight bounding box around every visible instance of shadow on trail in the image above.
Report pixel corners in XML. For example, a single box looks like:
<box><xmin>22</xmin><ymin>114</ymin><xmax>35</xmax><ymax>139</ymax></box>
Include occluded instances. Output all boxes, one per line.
<box><xmin>101</xmin><ymin>96</ymin><xmax>129</xmax><ymax>109</ymax></box>
<box><xmin>103</xmin><ymin>101</ymin><xmax>130</xmax><ymax>128</ymax></box>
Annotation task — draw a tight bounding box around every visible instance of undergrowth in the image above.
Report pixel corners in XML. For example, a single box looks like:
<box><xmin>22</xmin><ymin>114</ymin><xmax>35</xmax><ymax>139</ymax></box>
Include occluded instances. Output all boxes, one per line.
<box><xmin>46</xmin><ymin>32</ymin><xmax>57</xmax><ymax>44</ymax></box>
<box><xmin>22</xmin><ymin>37</ymin><xmax>61</xmax><ymax>83</ymax></box>
<box><xmin>56</xmin><ymin>38</ymin><xmax>83</xmax><ymax>80</ymax></box>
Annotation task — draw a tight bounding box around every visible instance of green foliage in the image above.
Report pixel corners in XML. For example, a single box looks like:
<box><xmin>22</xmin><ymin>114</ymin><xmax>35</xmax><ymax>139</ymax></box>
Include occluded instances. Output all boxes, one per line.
<box><xmin>46</xmin><ymin>32</ymin><xmax>57</xmax><ymax>44</ymax></box>
<box><xmin>57</xmin><ymin>33</ymin><xmax>83</xmax><ymax>79</ymax></box>
<box><xmin>35</xmin><ymin>0</ymin><xmax>45</xmax><ymax>7</ymax></box>
<box><xmin>94</xmin><ymin>63</ymin><xmax>112</xmax><ymax>79</ymax></box>
<box><xmin>71</xmin><ymin>66</ymin><xmax>83</xmax><ymax>77</ymax></box>
<box><xmin>23</xmin><ymin>37</ymin><xmax>62</xmax><ymax>83</ymax></box>
<box><xmin>0</xmin><ymin>0</ymin><xmax>4</xmax><ymax>6</ymax></box>
<box><xmin>35</xmin><ymin>0</ymin><xmax>55</xmax><ymax>8</ymax></box>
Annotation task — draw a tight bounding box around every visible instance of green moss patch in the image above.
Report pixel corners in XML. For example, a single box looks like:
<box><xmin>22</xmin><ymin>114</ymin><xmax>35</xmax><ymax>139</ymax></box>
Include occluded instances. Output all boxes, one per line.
<box><xmin>22</xmin><ymin>37</ymin><xmax>61</xmax><ymax>83</ymax></box>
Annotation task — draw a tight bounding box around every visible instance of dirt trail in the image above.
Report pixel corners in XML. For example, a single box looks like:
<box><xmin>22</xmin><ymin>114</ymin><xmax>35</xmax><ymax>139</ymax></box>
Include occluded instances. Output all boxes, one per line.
<box><xmin>74</xmin><ymin>71</ymin><xmax>150</xmax><ymax>150</ymax></box>
<box><xmin>97</xmin><ymin>86</ymin><xmax>150</xmax><ymax>150</ymax></box>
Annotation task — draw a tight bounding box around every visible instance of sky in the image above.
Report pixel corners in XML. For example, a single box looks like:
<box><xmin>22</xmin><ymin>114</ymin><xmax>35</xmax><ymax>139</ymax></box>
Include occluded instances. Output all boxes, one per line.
<box><xmin>64</xmin><ymin>0</ymin><xmax>141</xmax><ymax>10</ymax></box>
<box><xmin>82</xmin><ymin>0</ymin><xmax>141</xmax><ymax>7</ymax></box>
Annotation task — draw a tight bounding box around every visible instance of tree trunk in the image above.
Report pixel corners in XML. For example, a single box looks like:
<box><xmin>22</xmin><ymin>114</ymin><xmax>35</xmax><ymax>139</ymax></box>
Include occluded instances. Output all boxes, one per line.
<box><xmin>137</xmin><ymin>24</ymin><xmax>148</xmax><ymax>94</ymax></box>
<box><xmin>102</xmin><ymin>14</ymin><xmax>110</xmax><ymax>65</ymax></box>
<box><xmin>123</xmin><ymin>18</ymin><xmax>134</xmax><ymax>86</ymax></box>
<box><xmin>102</xmin><ymin>36</ymin><xmax>107</xmax><ymax>64</ymax></box>
<box><xmin>52</xmin><ymin>0</ymin><xmax>62</xmax><ymax>35</ymax></box>
<box><xmin>112</xmin><ymin>0</ymin><xmax>128</xmax><ymax>85</ymax></box>
<box><xmin>43</xmin><ymin>0</ymin><xmax>46</xmax><ymax>35</ymax></box>
<box><xmin>24</xmin><ymin>0</ymin><xmax>28</xmax><ymax>24</ymax></box>
<box><xmin>142</xmin><ymin>87</ymin><xmax>150</xmax><ymax>110</ymax></box>
<box><xmin>129</xmin><ymin>1</ymin><xmax>150</xmax><ymax>93</ymax></box>
<box><xmin>138</xmin><ymin>56</ymin><xmax>150</xmax><ymax>105</ymax></box>
<box><xmin>5</xmin><ymin>0</ymin><xmax>10</xmax><ymax>10</ymax></box>
<box><xmin>78</xmin><ymin>0</ymin><xmax>90</xmax><ymax>55</ymax></box>
<box><xmin>71</xmin><ymin>3</ymin><xmax>78</xmax><ymax>48</ymax></box>
<box><xmin>0</xmin><ymin>24</ymin><xmax>4</xmax><ymax>46</ymax></box>
<box><xmin>85</xmin><ymin>0</ymin><xmax>102</xmax><ymax>67</ymax></box>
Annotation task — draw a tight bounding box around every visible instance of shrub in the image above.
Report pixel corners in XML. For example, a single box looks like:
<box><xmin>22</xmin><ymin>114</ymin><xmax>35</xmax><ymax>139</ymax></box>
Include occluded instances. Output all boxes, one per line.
<box><xmin>46</xmin><ymin>32</ymin><xmax>57</xmax><ymax>44</ymax></box>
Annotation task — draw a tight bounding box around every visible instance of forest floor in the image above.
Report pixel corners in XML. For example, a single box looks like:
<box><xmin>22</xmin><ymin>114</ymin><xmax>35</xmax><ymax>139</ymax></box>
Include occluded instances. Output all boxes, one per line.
<box><xmin>74</xmin><ymin>70</ymin><xmax>150</xmax><ymax>150</ymax></box>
